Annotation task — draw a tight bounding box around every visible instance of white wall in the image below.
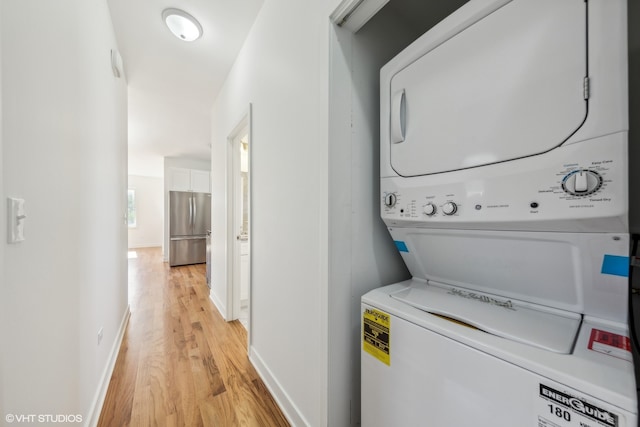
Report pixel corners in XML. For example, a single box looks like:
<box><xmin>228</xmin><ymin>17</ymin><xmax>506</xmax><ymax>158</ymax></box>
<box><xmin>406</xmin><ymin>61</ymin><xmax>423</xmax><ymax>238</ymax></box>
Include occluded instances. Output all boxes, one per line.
<box><xmin>1</xmin><ymin>0</ymin><xmax>128</xmax><ymax>423</ymax></box>
<box><xmin>210</xmin><ymin>0</ymin><xmax>343</xmax><ymax>424</ymax></box>
<box><xmin>128</xmin><ymin>175</ymin><xmax>163</xmax><ymax>248</ymax></box>
<box><xmin>162</xmin><ymin>157</ymin><xmax>210</xmax><ymax>260</ymax></box>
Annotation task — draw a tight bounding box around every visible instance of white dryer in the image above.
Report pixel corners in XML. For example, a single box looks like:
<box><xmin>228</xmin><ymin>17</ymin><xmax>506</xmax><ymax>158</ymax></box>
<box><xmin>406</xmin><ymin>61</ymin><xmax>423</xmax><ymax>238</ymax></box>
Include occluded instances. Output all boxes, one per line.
<box><xmin>362</xmin><ymin>0</ymin><xmax>637</xmax><ymax>426</ymax></box>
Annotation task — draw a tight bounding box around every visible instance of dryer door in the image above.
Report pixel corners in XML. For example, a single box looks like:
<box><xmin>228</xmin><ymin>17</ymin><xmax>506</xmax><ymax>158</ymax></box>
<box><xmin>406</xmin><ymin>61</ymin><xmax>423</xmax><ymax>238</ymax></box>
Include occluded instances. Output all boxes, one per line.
<box><xmin>389</xmin><ymin>0</ymin><xmax>587</xmax><ymax>177</ymax></box>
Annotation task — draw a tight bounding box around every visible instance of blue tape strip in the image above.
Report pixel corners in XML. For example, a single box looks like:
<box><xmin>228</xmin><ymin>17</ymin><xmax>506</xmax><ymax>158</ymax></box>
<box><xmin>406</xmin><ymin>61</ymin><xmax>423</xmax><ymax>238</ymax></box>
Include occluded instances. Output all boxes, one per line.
<box><xmin>601</xmin><ymin>255</ymin><xmax>629</xmax><ymax>277</ymax></box>
<box><xmin>394</xmin><ymin>240</ymin><xmax>409</xmax><ymax>253</ymax></box>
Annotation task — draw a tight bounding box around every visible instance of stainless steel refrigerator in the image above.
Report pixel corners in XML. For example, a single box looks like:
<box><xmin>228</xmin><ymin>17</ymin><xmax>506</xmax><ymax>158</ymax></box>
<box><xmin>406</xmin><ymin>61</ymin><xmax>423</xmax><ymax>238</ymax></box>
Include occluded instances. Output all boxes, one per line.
<box><xmin>169</xmin><ymin>191</ymin><xmax>211</xmax><ymax>266</ymax></box>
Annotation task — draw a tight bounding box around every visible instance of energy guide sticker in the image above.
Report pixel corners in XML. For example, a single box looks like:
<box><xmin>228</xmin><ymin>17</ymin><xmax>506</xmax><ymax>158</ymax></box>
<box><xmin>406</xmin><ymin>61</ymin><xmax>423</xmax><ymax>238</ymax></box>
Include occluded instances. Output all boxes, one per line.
<box><xmin>536</xmin><ymin>383</ymin><xmax>623</xmax><ymax>427</ymax></box>
<box><xmin>363</xmin><ymin>308</ymin><xmax>390</xmax><ymax>365</ymax></box>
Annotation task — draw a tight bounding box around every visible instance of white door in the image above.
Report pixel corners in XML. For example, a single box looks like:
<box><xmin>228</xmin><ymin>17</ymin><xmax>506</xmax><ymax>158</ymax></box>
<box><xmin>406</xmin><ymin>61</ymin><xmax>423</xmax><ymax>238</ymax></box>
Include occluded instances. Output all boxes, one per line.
<box><xmin>236</xmin><ymin>131</ymin><xmax>250</xmax><ymax>329</ymax></box>
<box><xmin>227</xmin><ymin>113</ymin><xmax>251</xmax><ymax>335</ymax></box>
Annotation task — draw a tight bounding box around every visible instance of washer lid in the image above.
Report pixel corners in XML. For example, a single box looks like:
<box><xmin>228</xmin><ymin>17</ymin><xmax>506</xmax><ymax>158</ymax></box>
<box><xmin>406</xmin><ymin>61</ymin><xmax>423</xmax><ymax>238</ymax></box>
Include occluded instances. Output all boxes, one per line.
<box><xmin>390</xmin><ymin>281</ymin><xmax>582</xmax><ymax>354</ymax></box>
<box><xmin>388</xmin><ymin>0</ymin><xmax>587</xmax><ymax>177</ymax></box>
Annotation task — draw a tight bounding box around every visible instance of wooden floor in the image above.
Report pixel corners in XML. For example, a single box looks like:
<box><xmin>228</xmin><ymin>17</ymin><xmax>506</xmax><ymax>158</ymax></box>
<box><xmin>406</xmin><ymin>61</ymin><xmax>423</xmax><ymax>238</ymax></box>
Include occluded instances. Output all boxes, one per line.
<box><xmin>98</xmin><ymin>247</ymin><xmax>289</xmax><ymax>427</ymax></box>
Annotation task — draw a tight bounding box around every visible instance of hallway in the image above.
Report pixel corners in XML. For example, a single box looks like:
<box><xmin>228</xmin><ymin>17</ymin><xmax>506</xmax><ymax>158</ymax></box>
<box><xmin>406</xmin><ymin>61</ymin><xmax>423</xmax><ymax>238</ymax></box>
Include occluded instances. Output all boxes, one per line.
<box><xmin>98</xmin><ymin>248</ymin><xmax>288</xmax><ymax>426</ymax></box>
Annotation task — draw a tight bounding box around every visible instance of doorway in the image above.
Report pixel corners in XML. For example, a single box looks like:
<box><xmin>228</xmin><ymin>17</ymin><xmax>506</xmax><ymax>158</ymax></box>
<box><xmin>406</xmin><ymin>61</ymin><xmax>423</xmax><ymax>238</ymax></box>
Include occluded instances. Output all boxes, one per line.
<box><xmin>227</xmin><ymin>109</ymin><xmax>251</xmax><ymax>335</ymax></box>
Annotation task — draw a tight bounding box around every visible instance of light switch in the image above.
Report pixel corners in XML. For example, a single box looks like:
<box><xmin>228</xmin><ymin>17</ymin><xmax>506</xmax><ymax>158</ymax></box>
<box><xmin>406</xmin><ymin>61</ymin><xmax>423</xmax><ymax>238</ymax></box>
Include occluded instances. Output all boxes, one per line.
<box><xmin>7</xmin><ymin>197</ymin><xmax>26</xmax><ymax>243</ymax></box>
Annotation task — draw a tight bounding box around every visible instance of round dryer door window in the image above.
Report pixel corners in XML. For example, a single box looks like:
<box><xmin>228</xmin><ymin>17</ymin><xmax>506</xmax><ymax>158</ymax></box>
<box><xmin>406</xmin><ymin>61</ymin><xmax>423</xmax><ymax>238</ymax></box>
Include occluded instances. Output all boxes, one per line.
<box><xmin>389</xmin><ymin>0</ymin><xmax>587</xmax><ymax>177</ymax></box>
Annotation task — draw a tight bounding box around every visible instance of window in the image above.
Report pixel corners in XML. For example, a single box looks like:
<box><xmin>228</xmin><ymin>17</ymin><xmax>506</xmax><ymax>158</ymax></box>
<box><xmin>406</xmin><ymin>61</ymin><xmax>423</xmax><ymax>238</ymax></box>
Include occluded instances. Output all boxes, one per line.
<box><xmin>127</xmin><ymin>189</ymin><xmax>137</xmax><ymax>228</ymax></box>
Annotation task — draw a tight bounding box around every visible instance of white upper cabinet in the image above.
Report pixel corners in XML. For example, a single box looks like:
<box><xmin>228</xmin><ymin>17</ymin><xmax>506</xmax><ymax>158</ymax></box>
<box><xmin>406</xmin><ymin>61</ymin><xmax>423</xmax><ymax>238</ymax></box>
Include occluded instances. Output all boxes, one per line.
<box><xmin>169</xmin><ymin>168</ymin><xmax>191</xmax><ymax>191</ymax></box>
<box><xmin>190</xmin><ymin>170</ymin><xmax>211</xmax><ymax>193</ymax></box>
<box><xmin>168</xmin><ymin>167</ymin><xmax>211</xmax><ymax>193</ymax></box>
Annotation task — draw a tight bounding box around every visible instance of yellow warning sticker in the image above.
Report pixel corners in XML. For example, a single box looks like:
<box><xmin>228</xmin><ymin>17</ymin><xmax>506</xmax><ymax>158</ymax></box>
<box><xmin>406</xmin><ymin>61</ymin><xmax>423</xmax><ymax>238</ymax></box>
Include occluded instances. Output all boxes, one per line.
<box><xmin>363</xmin><ymin>308</ymin><xmax>390</xmax><ymax>366</ymax></box>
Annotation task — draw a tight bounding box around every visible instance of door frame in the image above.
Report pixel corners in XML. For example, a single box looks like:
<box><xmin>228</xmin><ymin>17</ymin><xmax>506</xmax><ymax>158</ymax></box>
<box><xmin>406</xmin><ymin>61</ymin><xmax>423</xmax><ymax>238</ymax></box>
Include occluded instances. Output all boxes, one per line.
<box><xmin>226</xmin><ymin>105</ymin><xmax>252</xmax><ymax>344</ymax></box>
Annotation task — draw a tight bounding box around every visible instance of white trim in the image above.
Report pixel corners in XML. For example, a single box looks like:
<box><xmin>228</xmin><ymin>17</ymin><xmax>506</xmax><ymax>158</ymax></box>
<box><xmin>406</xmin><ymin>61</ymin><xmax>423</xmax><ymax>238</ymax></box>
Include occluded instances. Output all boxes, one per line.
<box><xmin>226</xmin><ymin>106</ymin><xmax>252</xmax><ymax>330</ymax></box>
<box><xmin>249</xmin><ymin>347</ymin><xmax>308</xmax><ymax>427</ymax></box>
<box><xmin>209</xmin><ymin>291</ymin><xmax>227</xmax><ymax>320</ymax></box>
<box><xmin>329</xmin><ymin>0</ymin><xmax>389</xmax><ymax>32</ymax></box>
<box><xmin>246</xmin><ymin>103</ymin><xmax>253</xmax><ymax>351</ymax></box>
<box><xmin>329</xmin><ymin>0</ymin><xmax>362</xmax><ymax>24</ymax></box>
<box><xmin>85</xmin><ymin>305</ymin><xmax>131</xmax><ymax>427</ymax></box>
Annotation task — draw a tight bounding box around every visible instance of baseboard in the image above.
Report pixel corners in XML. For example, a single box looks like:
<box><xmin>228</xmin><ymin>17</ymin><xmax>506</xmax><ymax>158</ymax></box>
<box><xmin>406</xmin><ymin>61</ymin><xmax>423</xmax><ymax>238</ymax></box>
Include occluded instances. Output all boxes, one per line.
<box><xmin>85</xmin><ymin>305</ymin><xmax>131</xmax><ymax>427</ymax></box>
<box><xmin>209</xmin><ymin>290</ymin><xmax>227</xmax><ymax>319</ymax></box>
<box><xmin>249</xmin><ymin>347</ymin><xmax>308</xmax><ymax>427</ymax></box>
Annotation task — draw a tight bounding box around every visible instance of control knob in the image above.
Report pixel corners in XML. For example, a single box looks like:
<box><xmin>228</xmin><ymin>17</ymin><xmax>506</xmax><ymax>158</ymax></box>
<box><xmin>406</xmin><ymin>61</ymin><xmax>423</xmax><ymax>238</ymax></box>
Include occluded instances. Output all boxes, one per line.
<box><xmin>442</xmin><ymin>202</ymin><xmax>457</xmax><ymax>216</ymax></box>
<box><xmin>384</xmin><ymin>193</ymin><xmax>397</xmax><ymax>208</ymax></box>
<box><xmin>423</xmin><ymin>203</ymin><xmax>437</xmax><ymax>216</ymax></box>
<box><xmin>562</xmin><ymin>170</ymin><xmax>602</xmax><ymax>196</ymax></box>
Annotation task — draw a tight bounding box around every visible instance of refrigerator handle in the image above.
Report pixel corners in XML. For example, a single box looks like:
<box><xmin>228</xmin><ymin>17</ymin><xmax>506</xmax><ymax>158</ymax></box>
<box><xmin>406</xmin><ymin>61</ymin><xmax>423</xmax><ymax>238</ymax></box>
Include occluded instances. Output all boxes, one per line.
<box><xmin>193</xmin><ymin>196</ymin><xmax>197</xmax><ymax>225</ymax></box>
<box><xmin>189</xmin><ymin>196</ymin><xmax>193</xmax><ymax>226</ymax></box>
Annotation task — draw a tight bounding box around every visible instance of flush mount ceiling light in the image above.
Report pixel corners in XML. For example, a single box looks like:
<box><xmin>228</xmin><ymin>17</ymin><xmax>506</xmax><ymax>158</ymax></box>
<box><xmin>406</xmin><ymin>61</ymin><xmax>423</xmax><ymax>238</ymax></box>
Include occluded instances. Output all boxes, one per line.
<box><xmin>162</xmin><ymin>8</ymin><xmax>203</xmax><ymax>42</ymax></box>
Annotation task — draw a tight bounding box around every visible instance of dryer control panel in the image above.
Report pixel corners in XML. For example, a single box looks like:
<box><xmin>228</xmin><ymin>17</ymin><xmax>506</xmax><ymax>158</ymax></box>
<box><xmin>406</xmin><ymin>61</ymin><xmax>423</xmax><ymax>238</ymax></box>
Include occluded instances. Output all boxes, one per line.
<box><xmin>381</xmin><ymin>133</ymin><xmax>627</xmax><ymax>232</ymax></box>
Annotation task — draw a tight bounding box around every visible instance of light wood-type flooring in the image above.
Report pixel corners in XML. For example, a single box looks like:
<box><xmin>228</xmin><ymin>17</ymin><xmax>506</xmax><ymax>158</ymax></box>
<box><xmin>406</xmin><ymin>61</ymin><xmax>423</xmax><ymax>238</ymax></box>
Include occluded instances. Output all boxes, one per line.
<box><xmin>98</xmin><ymin>247</ymin><xmax>289</xmax><ymax>426</ymax></box>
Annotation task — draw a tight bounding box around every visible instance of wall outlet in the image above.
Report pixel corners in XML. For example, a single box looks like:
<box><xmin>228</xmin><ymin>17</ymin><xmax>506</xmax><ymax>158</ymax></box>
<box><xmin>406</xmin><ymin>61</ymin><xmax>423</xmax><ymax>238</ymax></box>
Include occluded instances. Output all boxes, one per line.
<box><xmin>97</xmin><ymin>327</ymin><xmax>104</xmax><ymax>346</ymax></box>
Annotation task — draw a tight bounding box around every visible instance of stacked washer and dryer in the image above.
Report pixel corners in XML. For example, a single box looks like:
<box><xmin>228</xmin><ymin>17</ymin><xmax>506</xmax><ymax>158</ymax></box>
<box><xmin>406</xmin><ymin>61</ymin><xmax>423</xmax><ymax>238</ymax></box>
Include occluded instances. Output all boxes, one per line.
<box><xmin>362</xmin><ymin>0</ymin><xmax>638</xmax><ymax>426</ymax></box>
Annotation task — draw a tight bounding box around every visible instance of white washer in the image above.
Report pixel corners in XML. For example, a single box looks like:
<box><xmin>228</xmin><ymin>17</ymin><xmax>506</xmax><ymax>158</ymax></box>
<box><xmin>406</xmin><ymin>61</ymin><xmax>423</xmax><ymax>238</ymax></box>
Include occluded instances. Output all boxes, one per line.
<box><xmin>362</xmin><ymin>280</ymin><xmax>636</xmax><ymax>427</ymax></box>
<box><xmin>362</xmin><ymin>0</ymin><xmax>637</xmax><ymax>426</ymax></box>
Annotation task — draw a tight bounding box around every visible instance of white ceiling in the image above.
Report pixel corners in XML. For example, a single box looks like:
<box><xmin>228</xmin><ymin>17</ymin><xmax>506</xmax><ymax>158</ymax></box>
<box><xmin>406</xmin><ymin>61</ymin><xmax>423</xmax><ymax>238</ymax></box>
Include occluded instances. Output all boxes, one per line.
<box><xmin>108</xmin><ymin>0</ymin><xmax>264</xmax><ymax>177</ymax></box>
